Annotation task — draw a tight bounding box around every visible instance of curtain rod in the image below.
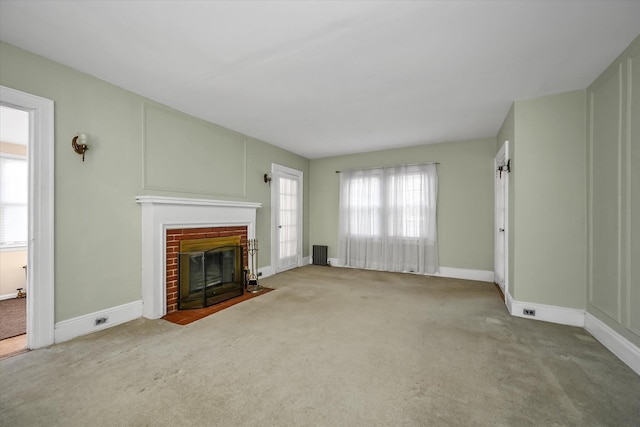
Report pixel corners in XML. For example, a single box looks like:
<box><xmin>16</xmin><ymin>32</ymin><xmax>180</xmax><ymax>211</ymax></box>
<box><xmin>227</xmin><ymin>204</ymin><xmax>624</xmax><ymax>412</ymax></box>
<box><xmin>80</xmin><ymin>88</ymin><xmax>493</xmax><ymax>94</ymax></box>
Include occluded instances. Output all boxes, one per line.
<box><xmin>335</xmin><ymin>162</ymin><xmax>439</xmax><ymax>173</ymax></box>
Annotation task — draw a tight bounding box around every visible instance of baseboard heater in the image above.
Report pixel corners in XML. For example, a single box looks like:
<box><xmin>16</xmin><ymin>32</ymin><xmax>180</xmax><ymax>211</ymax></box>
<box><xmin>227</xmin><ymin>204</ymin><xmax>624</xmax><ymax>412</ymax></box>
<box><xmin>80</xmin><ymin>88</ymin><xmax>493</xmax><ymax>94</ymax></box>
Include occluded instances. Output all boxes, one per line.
<box><xmin>313</xmin><ymin>245</ymin><xmax>328</xmax><ymax>266</ymax></box>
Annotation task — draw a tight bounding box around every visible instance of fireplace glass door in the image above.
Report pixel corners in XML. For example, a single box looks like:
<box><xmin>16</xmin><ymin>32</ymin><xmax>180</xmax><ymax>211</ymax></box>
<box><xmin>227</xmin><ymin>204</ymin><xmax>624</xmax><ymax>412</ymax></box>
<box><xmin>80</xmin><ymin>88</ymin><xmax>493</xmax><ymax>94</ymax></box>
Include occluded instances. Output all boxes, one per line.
<box><xmin>178</xmin><ymin>245</ymin><xmax>244</xmax><ymax>309</ymax></box>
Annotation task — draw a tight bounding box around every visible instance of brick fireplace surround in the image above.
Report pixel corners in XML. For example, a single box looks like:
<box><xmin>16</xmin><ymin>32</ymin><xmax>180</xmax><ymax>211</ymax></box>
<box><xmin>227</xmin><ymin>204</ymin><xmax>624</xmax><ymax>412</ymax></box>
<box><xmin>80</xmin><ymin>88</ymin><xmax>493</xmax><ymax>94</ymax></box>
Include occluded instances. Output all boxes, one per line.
<box><xmin>165</xmin><ymin>226</ymin><xmax>248</xmax><ymax>314</ymax></box>
<box><xmin>136</xmin><ymin>196</ymin><xmax>261</xmax><ymax>319</ymax></box>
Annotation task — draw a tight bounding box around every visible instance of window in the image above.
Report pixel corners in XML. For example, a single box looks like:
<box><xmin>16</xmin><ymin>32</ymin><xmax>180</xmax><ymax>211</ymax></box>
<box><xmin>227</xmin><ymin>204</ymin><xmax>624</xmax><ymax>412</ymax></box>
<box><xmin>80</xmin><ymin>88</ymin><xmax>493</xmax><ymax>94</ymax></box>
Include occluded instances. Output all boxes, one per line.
<box><xmin>278</xmin><ymin>175</ymin><xmax>298</xmax><ymax>259</ymax></box>
<box><xmin>345</xmin><ymin>174</ymin><xmax>382</xmax><ymax>237</ymax></box>
<box><xmin>387</xmin><ymin>173</ymin><xmax>427</xmax><ymax>238</ymax></box>
<box><xmin>0</xmin><ymin>155</ymin><xmax>28</xmax><ymax>248</ymax></box>
<box><xmin>338</xmin><ymin>163</ymin><xmax>438</xmax><ymax>274</ymax></box>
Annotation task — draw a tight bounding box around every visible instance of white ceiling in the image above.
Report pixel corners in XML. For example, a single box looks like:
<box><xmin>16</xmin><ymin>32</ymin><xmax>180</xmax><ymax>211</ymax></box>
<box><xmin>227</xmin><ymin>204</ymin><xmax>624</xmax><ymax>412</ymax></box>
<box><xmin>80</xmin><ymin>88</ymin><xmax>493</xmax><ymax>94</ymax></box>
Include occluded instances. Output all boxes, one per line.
<box><xmin>1</xmin><ymin>1</ymin><xmax>639</xmax><ymax>159</ymax></box>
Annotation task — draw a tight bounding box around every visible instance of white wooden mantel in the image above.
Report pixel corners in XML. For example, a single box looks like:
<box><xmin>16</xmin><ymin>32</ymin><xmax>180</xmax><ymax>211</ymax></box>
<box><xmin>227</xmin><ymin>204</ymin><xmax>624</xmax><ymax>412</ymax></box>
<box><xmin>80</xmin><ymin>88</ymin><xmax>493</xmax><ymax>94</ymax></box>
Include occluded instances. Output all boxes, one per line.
<box><xmin>136</xmin><ymin>196</ymin><xmax>261</xmax><ymax>319</ymax></box>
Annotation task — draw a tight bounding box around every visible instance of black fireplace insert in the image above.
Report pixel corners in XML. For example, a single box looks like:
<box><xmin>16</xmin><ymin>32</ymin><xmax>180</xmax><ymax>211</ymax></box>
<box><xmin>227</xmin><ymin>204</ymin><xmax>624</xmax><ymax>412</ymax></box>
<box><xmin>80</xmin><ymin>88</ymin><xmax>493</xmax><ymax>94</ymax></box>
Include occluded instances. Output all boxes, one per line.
<box><xmin>178</xmin><ymin>245</ymin><xmax>244</xmax><ymax>310</ymax></box>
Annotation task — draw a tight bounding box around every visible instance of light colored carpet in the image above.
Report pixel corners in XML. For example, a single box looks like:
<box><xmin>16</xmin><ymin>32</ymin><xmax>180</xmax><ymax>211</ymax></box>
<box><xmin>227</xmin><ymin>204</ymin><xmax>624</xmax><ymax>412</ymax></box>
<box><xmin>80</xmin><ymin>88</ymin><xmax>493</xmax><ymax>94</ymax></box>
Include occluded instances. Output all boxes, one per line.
<box><xmin>0</xmin><ymin>265</ymin><xmax>638</xmax><ymax>426</ymax></box>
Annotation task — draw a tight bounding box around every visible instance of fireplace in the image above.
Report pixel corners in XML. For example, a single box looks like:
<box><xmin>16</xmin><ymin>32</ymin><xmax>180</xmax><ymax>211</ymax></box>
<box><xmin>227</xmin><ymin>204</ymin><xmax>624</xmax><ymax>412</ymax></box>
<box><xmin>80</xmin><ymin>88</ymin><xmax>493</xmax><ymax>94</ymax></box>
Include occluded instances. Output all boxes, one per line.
<box><xmin>178</xmin><ymin>236</ymin><xmax>244</xmax><ymax>309</ymax></box>
<box><xmin>136</xmin><ymin>196</ymin><xmax>261</xmax><ymax>319</ymax></box>
<box><xmin>166</xmin><ymin>228</ymin><xmax>248</xmax><ymax>313</ymax></box>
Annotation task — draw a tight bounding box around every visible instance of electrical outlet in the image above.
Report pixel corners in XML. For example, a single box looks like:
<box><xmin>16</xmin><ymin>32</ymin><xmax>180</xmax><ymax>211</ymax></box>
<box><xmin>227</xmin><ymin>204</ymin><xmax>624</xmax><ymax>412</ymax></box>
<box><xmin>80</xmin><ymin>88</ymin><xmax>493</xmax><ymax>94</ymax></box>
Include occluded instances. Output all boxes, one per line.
<box><xmin>95</xmin><ymin>317</ymin><xmax>108</xmax><ymax>326</ymax></box>
<box><xmin>523</xmin><ymin>309</ymin><xmax>536</xmax><ymax>316</ymax></box>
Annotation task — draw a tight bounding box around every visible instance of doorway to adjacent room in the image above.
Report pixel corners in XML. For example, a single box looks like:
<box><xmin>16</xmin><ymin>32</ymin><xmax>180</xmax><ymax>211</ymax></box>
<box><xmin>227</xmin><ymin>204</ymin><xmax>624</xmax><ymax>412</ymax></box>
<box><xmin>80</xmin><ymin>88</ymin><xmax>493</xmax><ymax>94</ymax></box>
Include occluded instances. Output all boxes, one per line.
<box><xmin>0</xmin><ymin>85</ymin><xmax>55</xmax><ymax>354</ymax></box>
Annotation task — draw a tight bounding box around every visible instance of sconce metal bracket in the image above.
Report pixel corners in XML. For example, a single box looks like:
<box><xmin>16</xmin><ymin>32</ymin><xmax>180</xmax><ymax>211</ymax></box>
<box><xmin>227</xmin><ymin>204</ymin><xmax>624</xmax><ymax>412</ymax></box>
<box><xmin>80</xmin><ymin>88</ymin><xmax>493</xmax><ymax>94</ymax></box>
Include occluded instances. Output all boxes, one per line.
<box><xmin>497</xmin><ymin>159</ymin><xmax>511</xmax><ymax>178</ymax></box>
<box><xmin>72</xmin><ymin>135</ymin><xmax>89</xmax><ymax>161</ymax></box>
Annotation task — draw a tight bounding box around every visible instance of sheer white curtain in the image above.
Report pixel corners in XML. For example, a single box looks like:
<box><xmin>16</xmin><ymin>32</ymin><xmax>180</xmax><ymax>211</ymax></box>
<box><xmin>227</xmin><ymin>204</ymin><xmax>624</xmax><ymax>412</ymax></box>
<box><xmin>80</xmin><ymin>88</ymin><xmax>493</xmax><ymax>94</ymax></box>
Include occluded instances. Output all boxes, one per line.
<box><xmin>338</xmin><ymin>163</ymin><xmax>438</xmax><ymax>274</ymax></box>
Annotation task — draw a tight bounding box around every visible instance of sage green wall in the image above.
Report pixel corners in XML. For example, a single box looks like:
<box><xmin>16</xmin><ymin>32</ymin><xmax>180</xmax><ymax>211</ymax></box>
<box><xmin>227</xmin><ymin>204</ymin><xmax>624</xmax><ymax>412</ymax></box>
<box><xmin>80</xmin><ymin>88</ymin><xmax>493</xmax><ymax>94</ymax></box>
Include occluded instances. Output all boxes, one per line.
<box><xmin>497</xmin><ymin>105</ymin><xmax>515</xmax><ymax>151</ymax></box>
<box><xmin>511</xmin><ymin>90</ymin><xmax>587</xmax><ymax>309</ymax></box>
<box><xmin>586</xmin><ymin>35</ymin><xmax>640</xmax><ymax>347</ymax></box>
<box><xmin>497</xmin><ymin>104</ymin><xmax>515</xmax><ymax>297</ymax></box>
<box><xmin>309</xmin><ymin>138</ymin><xmax>496</xmax><ymax>271</ymax></box>
<box><xmin>0</xmin><ymin>41</ymin><xmax>309</xmax><ymax>322</ymax></box>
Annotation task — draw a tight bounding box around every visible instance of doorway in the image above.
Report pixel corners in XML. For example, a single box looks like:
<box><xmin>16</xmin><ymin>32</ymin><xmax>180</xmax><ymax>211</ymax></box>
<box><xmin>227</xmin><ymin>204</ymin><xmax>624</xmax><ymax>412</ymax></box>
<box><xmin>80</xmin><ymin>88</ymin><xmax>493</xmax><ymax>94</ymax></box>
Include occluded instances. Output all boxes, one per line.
<box><xmin>0</xmin><ymin>105</ymin><xmax>28</xmax><ymax>356</ymax></box>
<box><xmin>494</xmin><ymin>141</ymin><xmax>509</xmax><ymax>301</ymax></box>
<box><xmin>0</xmin><ymin>85</ymin><xmax>55</xmax><ymax>350</ymax></box>
<box><xmin>271</xmin><ymin>164</ymin><xmax>303</xmax><ymax>273</ymax></box>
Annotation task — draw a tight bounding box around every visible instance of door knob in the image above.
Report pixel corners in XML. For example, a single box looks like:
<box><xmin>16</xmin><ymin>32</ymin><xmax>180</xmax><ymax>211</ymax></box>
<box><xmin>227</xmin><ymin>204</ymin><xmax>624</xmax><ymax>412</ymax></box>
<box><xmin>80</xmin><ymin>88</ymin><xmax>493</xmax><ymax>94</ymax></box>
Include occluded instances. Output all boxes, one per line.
<box><xmin>499</xmin><ymin>228</ymin><xmax>505</xmax><ymax>232</ymax></box>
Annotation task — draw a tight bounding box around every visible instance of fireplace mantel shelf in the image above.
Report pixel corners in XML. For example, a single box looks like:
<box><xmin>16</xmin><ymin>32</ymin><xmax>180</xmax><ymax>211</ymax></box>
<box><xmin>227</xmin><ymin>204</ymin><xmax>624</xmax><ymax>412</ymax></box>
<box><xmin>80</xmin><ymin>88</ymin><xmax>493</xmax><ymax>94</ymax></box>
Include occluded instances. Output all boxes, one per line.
<box><xmin>136</xmin><ymin>196</ymin><xmax>261</xmax><ymax>209</ymax></box>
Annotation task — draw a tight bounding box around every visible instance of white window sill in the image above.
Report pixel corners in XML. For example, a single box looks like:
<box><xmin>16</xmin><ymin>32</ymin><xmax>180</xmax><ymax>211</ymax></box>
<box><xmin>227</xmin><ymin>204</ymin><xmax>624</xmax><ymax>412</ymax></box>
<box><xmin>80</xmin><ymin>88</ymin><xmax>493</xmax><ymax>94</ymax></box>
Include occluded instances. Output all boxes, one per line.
<box><xmin>1</xmin><ymin>245</ymin><xmax>27</xmax><ymax>252</ymax></box>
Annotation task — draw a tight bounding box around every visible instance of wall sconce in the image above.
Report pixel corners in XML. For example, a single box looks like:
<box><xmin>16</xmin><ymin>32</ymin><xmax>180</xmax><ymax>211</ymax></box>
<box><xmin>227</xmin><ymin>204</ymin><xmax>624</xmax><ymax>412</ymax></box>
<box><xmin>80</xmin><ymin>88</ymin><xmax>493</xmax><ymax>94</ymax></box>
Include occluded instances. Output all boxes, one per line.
<box><xmin>264</xmin><ymin>173</ymin><xmax>272</xmax><ymax>186</ymax></box>
<box><xmin>497</xmin><ymin>159</ymin><xmax>511</xmax><ymax>178</ymax></box>
<box><xmin>72</xmin><ymin>133</ymin><xmax>89</xmax><ymax>162</ymax></box>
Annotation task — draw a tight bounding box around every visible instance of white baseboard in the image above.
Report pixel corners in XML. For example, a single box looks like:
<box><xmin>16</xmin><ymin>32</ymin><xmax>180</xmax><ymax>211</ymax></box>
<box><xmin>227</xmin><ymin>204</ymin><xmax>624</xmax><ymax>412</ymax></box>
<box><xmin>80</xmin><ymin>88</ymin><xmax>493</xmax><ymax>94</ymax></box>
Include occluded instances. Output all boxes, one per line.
<box><xmin>326</xmin><ymin>261</ymin><xmax>493</xmax><ymax>283</ymax></box>
<box><xmin>508</xmin><ymin>298</ymin><xmax>585</xmax><ymax>327</ymax></box>
<box><xmin>430</xmin><ymin>267</ymin><xmax>494</xmax><ymax>282</ymax></box>
<box><xmin>54</xmin><ymin>300</ymin><xmax>143</xmax><ymax>344</ymax></box>
<box><xmin>0</xmin><ymin>292</ymin><xmax>18</xmax><ymax>300</ymax></box>
<box><xmin>259</xmin><ymin>258</ymin><xmax>310</xmax><ymax>278</ymax></box>
<box><xmin>505</xmin><ymin>292</ymin><xmax>639</xmax><ymax>376</ymax></box>
<box><xmin>258</xmin><ymin>265</ymin><xmax>274</xmax><ymax>279</ymax></box>
<box><xmin>584</xmin><ymin>312</ymin><xmax>640</xmax><ymax>376</ymax></box>
<box><xmin>505</xmin><ymin>290</ymin><xmax>514</xmax><ymax>314</ymax></box>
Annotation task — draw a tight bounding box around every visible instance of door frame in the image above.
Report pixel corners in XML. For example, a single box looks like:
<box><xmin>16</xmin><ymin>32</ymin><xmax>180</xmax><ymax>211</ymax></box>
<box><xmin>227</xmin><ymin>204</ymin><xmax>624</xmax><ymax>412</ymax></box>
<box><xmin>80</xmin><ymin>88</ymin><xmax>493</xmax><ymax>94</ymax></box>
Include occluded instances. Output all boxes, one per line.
<box><xmin>494</xmin><ymin>140</ymin><xmax>510</xmax><ymax>301</ymax></box>
<box><xmin>1</xmin><ymin>85</ymin><xmax>55</xmax><ymax>349</ymax></box>
<box><xmin>270</xmin><ymin>163</ymin><xmax>303</xmax><ymax>274</ymax></box>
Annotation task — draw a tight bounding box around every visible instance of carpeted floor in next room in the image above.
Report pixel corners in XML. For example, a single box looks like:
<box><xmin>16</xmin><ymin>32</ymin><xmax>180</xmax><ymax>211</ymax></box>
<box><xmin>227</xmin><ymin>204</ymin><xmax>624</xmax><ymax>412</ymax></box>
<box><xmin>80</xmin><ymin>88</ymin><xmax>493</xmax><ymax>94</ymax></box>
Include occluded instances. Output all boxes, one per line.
<box><xmin>0</xmin><ymin>297</ymin><xmax>26</xmax><ymax>340</ymax></box>
<box><xmin>0</xmin><ymin>265</ymin><xmax>638</xmax><ymax>426</ymax></box>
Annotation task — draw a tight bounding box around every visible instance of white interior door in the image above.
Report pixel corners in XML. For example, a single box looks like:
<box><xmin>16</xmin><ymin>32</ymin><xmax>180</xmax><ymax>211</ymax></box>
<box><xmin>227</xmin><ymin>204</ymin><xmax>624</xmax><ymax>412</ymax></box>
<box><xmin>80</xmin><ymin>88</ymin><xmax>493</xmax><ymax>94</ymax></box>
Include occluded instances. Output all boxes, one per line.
<box><xmin>494</xmin><ymin>141</ymin><xmax>509</xmax><ymax>297</ymax></box>
<box><xmin>272</xmin><ymin>164</ymin><xmax>302</xmax><ymax>273</ymax></box>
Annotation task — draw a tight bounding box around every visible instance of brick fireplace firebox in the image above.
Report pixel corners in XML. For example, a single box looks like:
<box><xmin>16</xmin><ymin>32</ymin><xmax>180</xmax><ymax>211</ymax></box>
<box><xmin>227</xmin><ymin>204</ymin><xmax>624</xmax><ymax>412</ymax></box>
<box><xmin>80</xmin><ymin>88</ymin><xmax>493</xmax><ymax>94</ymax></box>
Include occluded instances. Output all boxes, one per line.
<box><xmin>165</xmin><ymin>226</ymin><xmax>248</xmax><ymax>313</ymax></box>
<box><xmin>136</xmin><ymin>196</ymin><xmax>261</xmax><ymax>319</ymax></box>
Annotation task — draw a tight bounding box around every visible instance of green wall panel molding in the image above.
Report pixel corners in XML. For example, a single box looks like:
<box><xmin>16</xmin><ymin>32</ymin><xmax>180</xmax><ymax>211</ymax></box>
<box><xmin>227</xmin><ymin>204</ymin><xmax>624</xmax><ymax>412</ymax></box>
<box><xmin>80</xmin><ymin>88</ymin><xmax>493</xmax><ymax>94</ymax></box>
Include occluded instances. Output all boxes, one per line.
<box><xmin>588</xmin><ymin>67</ymin><xmax>623</xmax><ymax>322</ymax></box>
<box><xmin>143</xmin><ymin>103</ymin><xmax>247</xmax><ymax>198</ymax></box>
<box><xmin>628</xmin><ymin>48</ymin><xmax>640</xmax><ymax>336</ymax></box>
<box><xmin>586</xmin><ymin>34</ymin><xmax>640</xmax><ymax>347</ymax></box>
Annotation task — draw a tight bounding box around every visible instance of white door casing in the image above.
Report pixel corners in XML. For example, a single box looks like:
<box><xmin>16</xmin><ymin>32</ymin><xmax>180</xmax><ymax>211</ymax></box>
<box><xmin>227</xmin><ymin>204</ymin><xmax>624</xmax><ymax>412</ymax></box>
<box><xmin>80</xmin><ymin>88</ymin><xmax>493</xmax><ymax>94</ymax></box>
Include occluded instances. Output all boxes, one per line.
<box><xmin>271</xmin><ymin>164</ymin><xmax>303</xmax><ymax>273</ymax></box>
<box><xmin>494</xmin><ymin>141</ymin><xmax>509</xmax><ymax>299</ymax></box>
<box><xmin>1</xmin><ymin>85</ymin><xmax>55</xmax><ymax>349</ymax></box>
